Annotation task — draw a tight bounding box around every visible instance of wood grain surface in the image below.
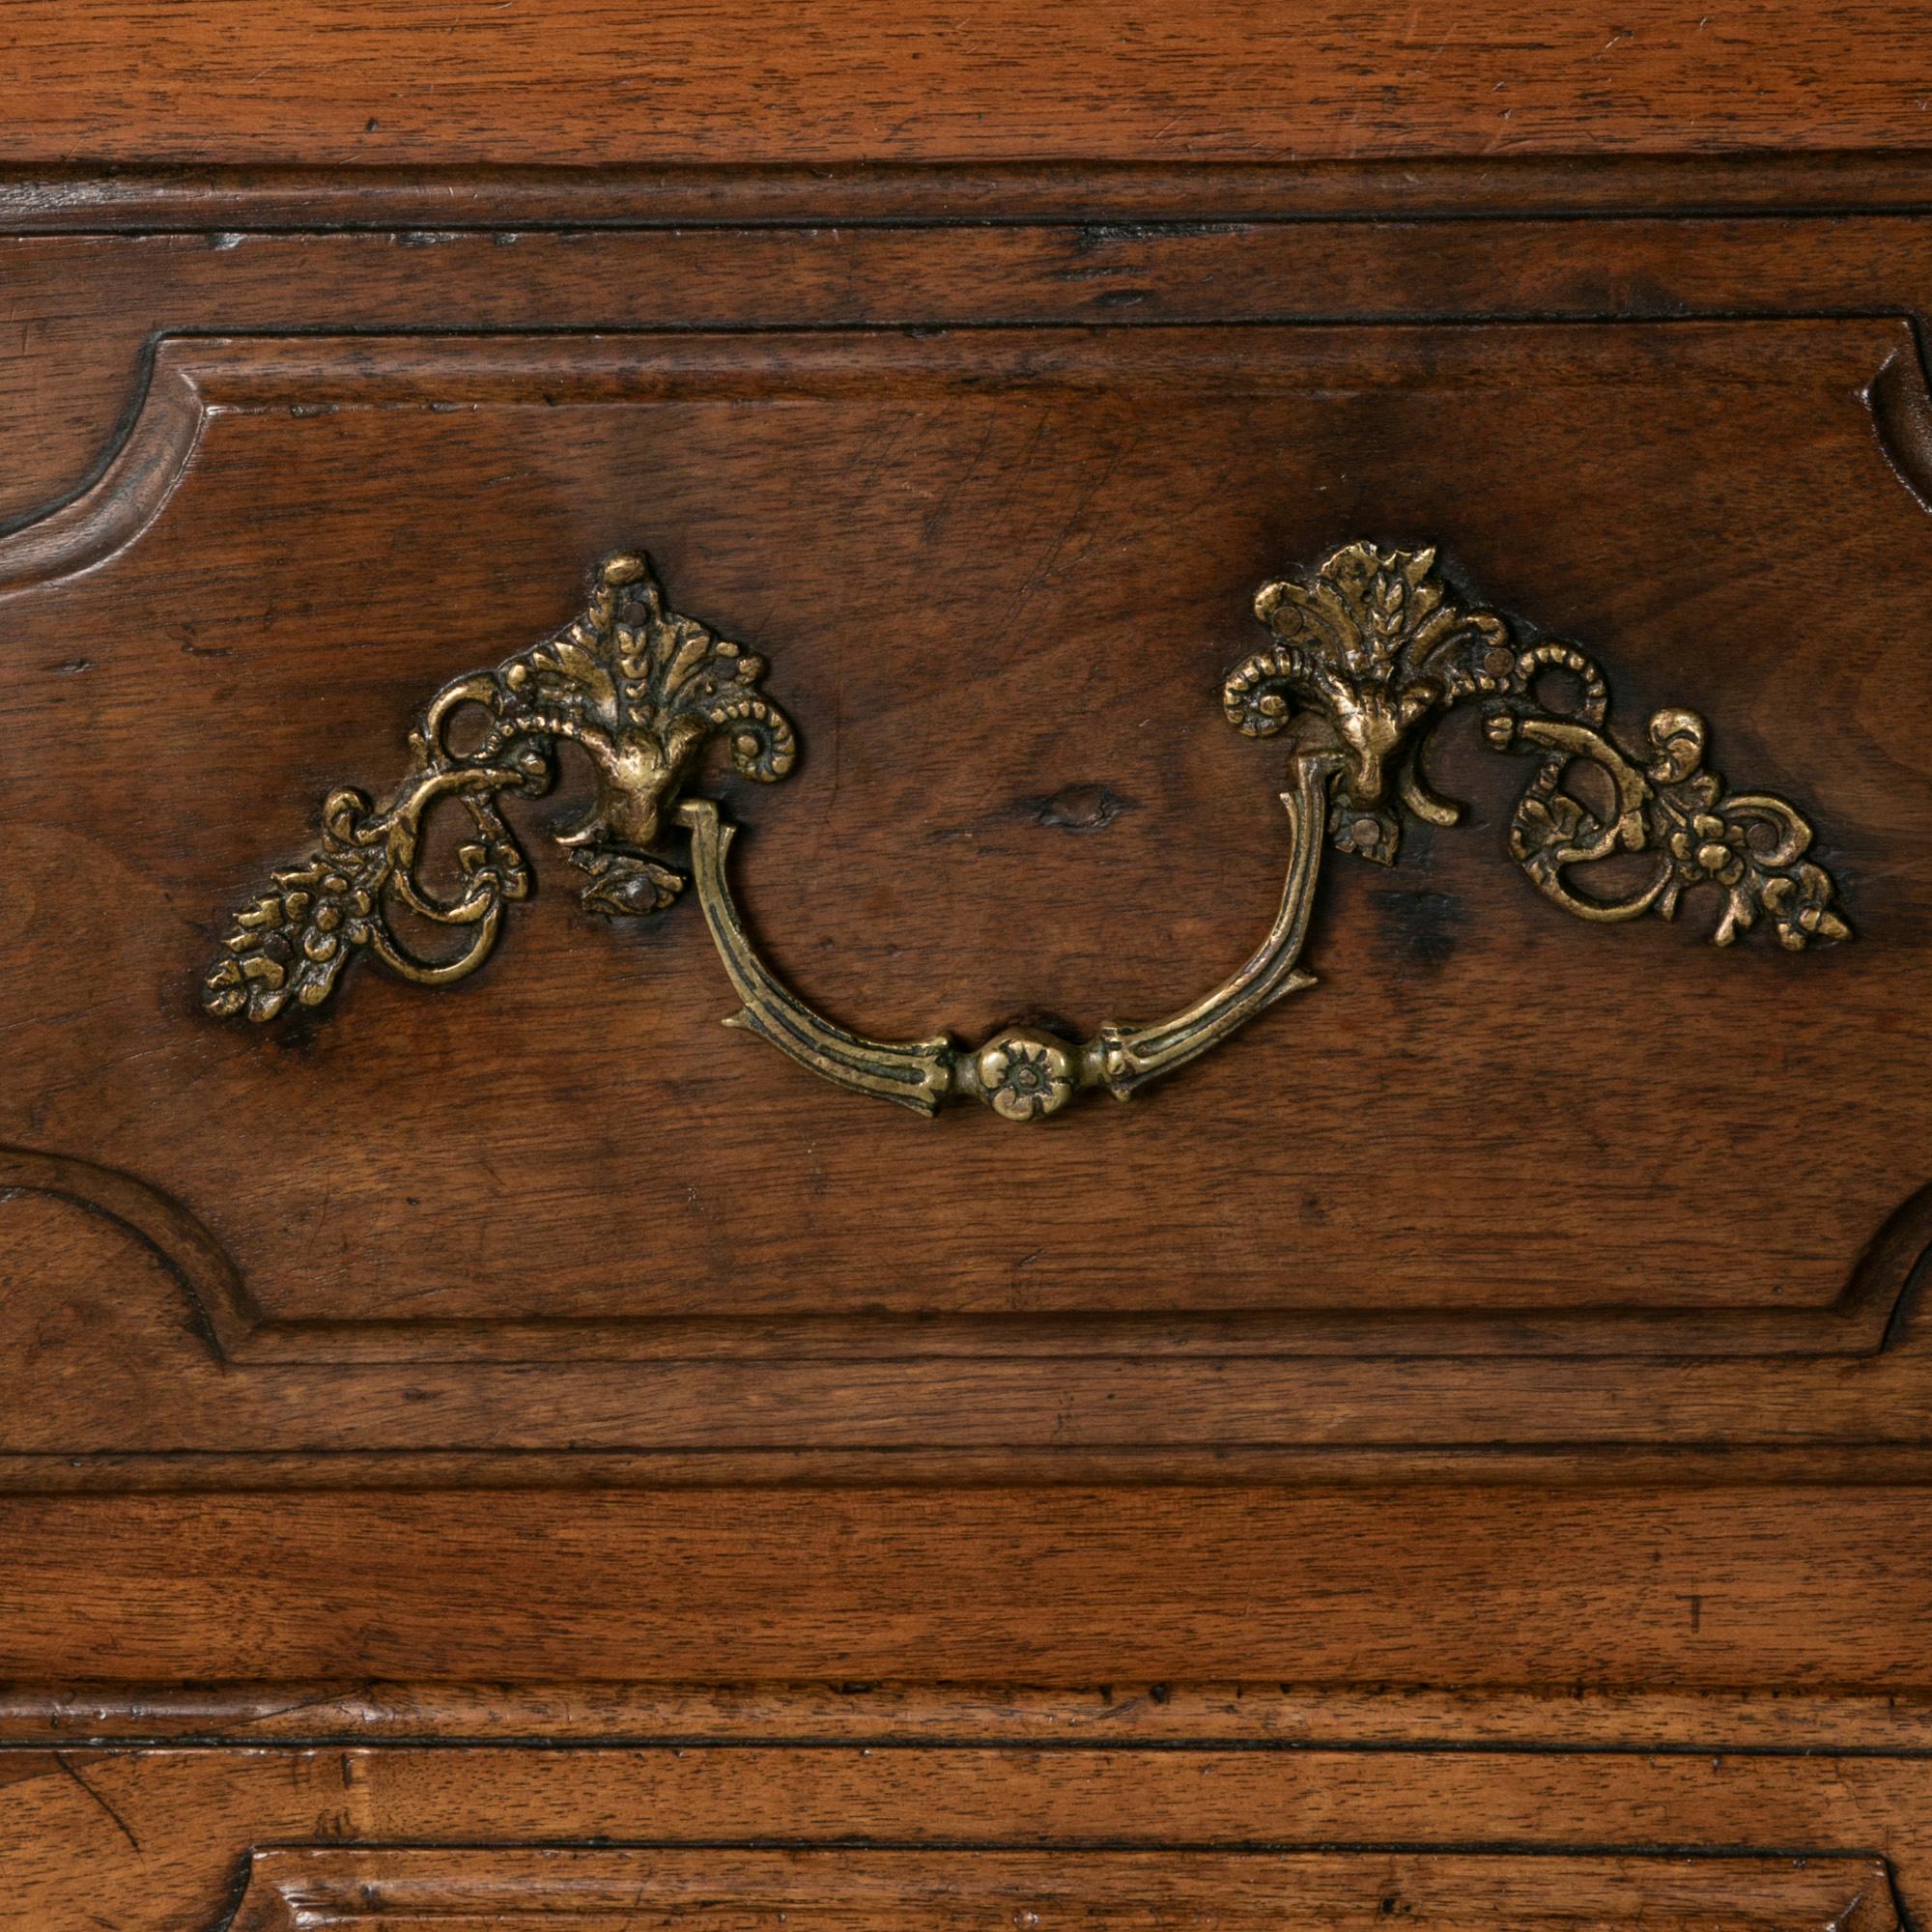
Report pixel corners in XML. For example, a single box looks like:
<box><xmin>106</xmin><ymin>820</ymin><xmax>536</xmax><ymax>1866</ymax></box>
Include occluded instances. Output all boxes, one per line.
<box><xmin>0</xmin><ymin>2</ymin><xmax>1929</xmax><ymax>167</ymax></box>
<box><xmin>5</xmin><ymin>1484</ymin><xmax>1932</xmax><ymax>1686</ymax></box>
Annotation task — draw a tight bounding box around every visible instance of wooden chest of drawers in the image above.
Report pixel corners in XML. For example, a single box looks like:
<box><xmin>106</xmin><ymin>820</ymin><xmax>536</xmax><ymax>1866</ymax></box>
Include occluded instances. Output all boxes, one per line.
<box><xmin>6</xmin><ymin>5</ymin><xmax>1932</xmax><ymax>1926</ymax></box>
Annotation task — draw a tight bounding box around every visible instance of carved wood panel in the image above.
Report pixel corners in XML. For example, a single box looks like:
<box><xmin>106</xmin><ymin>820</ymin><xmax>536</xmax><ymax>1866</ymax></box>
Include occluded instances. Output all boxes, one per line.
<box><xmin>5</xmin><ymin>317</ymin><xmax>1921</xmax><ymax>1325</ymax></box>
<box><xmin>3</xmin><ymin>239</ymin><xmax>1932</xmax><ymax>1453</ymax></box>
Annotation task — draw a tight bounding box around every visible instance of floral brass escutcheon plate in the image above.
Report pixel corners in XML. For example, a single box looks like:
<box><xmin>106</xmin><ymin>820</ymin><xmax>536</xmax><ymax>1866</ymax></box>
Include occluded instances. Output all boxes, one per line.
<box><xmin>203</xmin><ymin>541</ymin><xmax>1850</xmax><ymax>1120</ymax></box>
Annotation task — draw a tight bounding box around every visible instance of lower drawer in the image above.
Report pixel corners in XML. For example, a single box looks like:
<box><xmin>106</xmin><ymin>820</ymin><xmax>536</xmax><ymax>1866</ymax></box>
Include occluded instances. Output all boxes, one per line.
<box><xmin>5</xmin><ymin>1706</ymin><xmax>1931</xmax><ymax>1931</ymax></box>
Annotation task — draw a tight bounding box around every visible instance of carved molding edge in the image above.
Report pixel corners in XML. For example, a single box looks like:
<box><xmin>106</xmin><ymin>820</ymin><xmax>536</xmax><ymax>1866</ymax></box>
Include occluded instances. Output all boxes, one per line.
<box><xmin>0</xmin><ymin>1145</ymin><xmax>262</xmax><ymax>1357</ymax></box>
<box><xmin>217</xmin><ymin>1844</ymin><xmax>1902</xmax><ymax>1932</ymax></box>
<box><xmin>1867</xmin><ymin>340</ymin><xmax>1932</xmax><ymax>516</ymax></box>
<box><xmin>8</xmin><ymin>1143</ymin><xmax>1930</xmax><ymax>1370</ymax></box>
<box><xmin>3</xmin><ymin>319</ymin><xmax>1925</xmax><ymax>599</ymax></box>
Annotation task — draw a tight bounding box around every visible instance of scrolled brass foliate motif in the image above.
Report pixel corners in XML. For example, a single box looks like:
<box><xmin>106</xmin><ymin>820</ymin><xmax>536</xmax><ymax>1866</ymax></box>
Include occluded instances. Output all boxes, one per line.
<box><xmin>204</xmin><ymin>540</ymin><xmax>1849</xmax><ymax>1118</ymax></box>
<box><xmin>1224</xmin><ymin>542</ymin><xmax>1850</xmax><ymax>950</ymax></box>
<box><xmin>202</xmin><ymin>554</ymin><xmax>795</xmax><ymax>1022</ymax></box>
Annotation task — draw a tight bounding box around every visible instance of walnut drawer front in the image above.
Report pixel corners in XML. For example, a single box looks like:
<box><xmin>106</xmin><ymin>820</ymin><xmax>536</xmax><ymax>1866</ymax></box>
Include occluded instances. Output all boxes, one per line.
<box><xmin>3</xmin><ymin>178</ymin><xmax>1931</xmax><ymax>1460</ymax></box>
<box><xmin>6</xmin><ymin>151</ymin><xmax>1932</xmax><ymax>1931</ymax></box>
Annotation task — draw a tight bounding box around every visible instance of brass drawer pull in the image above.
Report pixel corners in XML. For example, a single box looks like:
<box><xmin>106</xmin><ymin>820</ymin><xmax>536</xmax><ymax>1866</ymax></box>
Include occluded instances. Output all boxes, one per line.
<box><xmin>203</xmin><ymin>542</ymin><xmax>1849</xmax><ymax>1120</ymax></box>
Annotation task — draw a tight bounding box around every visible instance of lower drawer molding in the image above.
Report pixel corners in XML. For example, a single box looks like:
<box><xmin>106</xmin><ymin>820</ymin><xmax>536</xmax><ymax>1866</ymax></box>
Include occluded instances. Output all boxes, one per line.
<box><xmin>5</xmin><ymin>1740</ymin><xmax>1931</xmax><ymax>1932</ymax></box>
<box><xmin>225</xmin><ymin>1847</ymin><xmax>1899</xmax><ymax>1932</ymax></box>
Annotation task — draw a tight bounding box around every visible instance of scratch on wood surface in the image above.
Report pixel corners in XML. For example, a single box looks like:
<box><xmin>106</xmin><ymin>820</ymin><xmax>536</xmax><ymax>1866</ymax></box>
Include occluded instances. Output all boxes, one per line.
<box><xmin>51</xmin><ymin>1751</ymin><xmax>142</xmax><ymax>1854</ymax></box>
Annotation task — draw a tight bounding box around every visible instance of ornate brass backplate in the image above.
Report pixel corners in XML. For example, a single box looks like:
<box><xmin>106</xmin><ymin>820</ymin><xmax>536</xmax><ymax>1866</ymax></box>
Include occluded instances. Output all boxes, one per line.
<box><xmin>204</xmin><ymin>542</ymin><xmax>1849</xmax><ymax>1120</ymax></box>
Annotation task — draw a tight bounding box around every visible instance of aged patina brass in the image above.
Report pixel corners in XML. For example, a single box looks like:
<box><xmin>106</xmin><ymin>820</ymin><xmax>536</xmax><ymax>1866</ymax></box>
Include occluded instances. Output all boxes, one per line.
<box><xmin>204</xmin><ymin>542</ymin><xmax>1849</xmax><ymax>1119</ymax></box>
<box><xmin>1224</xmin><ymin>542</ymin><xmax>1850</xmax><ymax>947</ymax></box>
<box><xmin>202</xmin><ymin>552</ymin><xmax>796</xmax><ymax>1023</ymax></box>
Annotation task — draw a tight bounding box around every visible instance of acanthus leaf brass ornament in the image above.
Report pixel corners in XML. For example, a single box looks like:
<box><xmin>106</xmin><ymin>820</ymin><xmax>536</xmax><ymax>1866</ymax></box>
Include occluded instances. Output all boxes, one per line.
<box><xmin>201</xmin><ymin>553</ymin><xmax>795</xmax><ymax>1023</ymax></box>
<box><xmin>204</xmin><ymin>541</ymin><xmax>1850</xmax><ymax>1117</ymax></box>
<box><xmin>1225</xmin><ymin>542</ymin><xmax>1851</xmax><ymax>949</ymax></box>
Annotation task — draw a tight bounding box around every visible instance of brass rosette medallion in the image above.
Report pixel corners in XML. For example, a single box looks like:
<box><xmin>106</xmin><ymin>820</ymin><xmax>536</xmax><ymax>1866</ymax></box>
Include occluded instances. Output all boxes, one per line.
<box><xmin>205</xmin><ymin>541</ymin><xmax>1849</xmax><ymax>1118</ymax></box>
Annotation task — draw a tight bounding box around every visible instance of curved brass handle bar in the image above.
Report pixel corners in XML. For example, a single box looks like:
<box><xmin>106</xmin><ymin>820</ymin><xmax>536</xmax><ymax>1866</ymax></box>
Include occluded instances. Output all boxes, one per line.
<box><xmin>203</xmin><ymin>541</ymin><xmax>1851</xmax><ymax>1122</ymax></box>
<box><xmin>678</xmin><ymin>751</ymin><xmax>1333</xmax><ymax>1122</ymax></box>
